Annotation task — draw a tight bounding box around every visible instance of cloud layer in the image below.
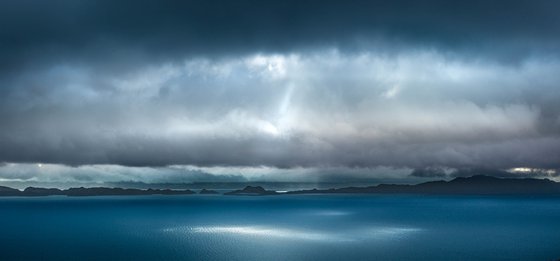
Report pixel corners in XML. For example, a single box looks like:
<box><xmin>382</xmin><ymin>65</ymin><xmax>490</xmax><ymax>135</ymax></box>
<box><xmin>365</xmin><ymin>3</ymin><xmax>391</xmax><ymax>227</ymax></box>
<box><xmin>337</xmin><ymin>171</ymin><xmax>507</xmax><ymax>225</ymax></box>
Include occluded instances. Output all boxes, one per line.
<box><xmin>1</xmin><ymin>51</ymin><xmax>559</xmax><ymax>169</ymax></box>
<box><xmin>1</xmin><ymin>1</ymin><xmax>559</xmax><ymax>183</ymax></box>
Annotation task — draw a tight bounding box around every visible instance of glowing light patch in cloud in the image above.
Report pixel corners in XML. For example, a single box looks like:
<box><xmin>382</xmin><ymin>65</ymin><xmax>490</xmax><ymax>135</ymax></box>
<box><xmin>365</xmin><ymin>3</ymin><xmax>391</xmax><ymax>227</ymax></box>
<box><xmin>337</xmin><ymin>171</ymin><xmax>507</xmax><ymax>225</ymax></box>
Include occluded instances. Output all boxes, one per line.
<box><xmin>511</xmin><ymin>167</ymin><xmax>533</xmax><ymax>172</ymax></box>
<box><xmin>258</xmin><ymin>121</ymin><xmax>281</xmax><ymax>136</ymax></box>
<box><xmin>382</xmin><ymin>85</ymin><xmax>400</xmax><ymax>99</ymax></box>
<box><xmin>246</xmin><ymin>54</ymin><xmax>292</xmax><ymax>79</ymax></box>
<box><xmin>509</xmin><ymin>167</ymin><xmax>557</xmax><ymax>176</ymax></box>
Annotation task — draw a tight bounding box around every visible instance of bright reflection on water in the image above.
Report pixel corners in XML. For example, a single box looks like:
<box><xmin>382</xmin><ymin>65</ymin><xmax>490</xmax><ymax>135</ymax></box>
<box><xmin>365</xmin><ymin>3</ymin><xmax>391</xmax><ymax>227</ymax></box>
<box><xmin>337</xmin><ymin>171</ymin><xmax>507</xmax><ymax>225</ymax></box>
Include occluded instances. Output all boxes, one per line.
<box><xmin>171</xmin><ymin>226</ymin><xmax>347</xmax><ymax>241</ymax></box>
<box><xmin>163</xmin><ymin>225</ymin><xmax>422</xmax><ymax>242</ymax></box>
<box><xmin>0</xmin><ymin>195</ymin><xmax>560</xmax><ymax>260</ymax></box>
<box><xmin>312</xmin><ymin>210</ymin><xmax>352</xmax><ymax>216</ymax></box>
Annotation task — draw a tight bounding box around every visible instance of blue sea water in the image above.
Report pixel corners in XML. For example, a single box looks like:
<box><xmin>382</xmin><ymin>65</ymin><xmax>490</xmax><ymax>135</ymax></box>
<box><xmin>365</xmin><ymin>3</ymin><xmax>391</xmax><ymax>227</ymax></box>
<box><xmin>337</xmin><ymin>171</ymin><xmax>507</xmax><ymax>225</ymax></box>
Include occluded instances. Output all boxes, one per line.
<box><xmin>0</xmin><ymin>195</ymin><xmax>559</xmax><ymax>261</ymax></box>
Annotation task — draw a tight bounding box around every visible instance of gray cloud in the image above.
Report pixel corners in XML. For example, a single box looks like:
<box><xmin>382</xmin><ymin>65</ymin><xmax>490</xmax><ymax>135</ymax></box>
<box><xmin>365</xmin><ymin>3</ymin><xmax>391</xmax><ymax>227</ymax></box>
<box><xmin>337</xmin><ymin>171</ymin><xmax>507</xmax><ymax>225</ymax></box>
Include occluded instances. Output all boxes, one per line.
<box><xmin>1</xmin><ymin>1</ymin><xmax>560</xmax><ymax>181</ymax></box>
<box><xmin>410</xmin><ymin>167</ymin><xmax>447</xmax><ymax>178</ymax></box>
<box><xmin>0</xmin><ymin>163</ymin><xmax>417</xmax><ymax>188</ymax></box>
<box><xmin>0</xmin><ymin>163</ymin><xmax>247</xmax><ymax>185</ymax></box>
<box><xmin>0</xmin><ymin>52</ymin><xmax>559</xmax><ymax>169</ymax></box>
<box><xmin>449</xmin><ymin>168</ymin><xmax>560</xmax><ymax>179</ymax></box>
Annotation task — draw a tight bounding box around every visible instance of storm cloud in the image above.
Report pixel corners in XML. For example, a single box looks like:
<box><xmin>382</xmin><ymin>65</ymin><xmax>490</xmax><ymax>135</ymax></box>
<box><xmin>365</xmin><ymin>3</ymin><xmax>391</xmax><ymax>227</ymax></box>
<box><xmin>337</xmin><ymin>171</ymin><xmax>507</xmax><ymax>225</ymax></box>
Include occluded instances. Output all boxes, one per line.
<box><xmin>2</xmin><ymin>0</ymin><xmax>560</xmax><ymax>67</ymax></box>
<box><xmin>0</xmin><ymin>0</ymin><xmax>559</xmax><ymax>183</ymax></box>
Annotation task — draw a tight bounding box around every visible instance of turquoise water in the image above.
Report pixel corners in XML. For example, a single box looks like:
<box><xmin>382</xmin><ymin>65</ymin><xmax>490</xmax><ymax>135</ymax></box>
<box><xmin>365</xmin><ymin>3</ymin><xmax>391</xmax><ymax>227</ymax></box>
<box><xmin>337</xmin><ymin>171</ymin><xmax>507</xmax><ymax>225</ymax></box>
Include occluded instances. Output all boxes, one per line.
<box><xmin>1</xmin><ymin>195</ymin><xmax>559</xmax><ymax>260</ymax></box>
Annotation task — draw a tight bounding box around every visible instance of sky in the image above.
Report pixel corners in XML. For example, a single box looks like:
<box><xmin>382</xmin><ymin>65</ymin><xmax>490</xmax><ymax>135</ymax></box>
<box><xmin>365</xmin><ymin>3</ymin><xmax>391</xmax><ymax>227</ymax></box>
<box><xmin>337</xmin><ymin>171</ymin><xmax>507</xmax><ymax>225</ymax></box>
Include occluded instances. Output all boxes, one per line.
<box><xmin>1</xmin><ymin>0</ymin><xmax>559</xmax><ymax>187</ymax></box>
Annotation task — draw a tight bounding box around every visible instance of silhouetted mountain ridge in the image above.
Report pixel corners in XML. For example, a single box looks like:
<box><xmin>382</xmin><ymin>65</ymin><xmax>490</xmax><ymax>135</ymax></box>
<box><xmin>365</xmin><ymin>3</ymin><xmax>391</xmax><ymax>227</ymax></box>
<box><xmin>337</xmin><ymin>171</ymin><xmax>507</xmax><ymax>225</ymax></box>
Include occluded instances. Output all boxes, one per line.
<box><xmin>0</xmin><ymin>185</ymin><xmax>21</xmax><ymax>196</ymax></box>
<box><xmin>0</xmin><ymin>176</ymin><xmax>559</xmax><ymax>196</ymax></box>
<box><xmin>287</xmin><ymin>175</ymin><xmax>560</xmax><ymax>195</ymax></box>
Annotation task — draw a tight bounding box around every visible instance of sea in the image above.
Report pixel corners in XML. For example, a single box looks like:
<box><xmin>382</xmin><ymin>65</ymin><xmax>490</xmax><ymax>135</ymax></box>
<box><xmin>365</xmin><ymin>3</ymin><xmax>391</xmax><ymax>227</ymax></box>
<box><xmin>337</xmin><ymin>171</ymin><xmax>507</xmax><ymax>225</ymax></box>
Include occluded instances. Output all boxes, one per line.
<box><xmin>1</xmin><ymin>194</ymin><xmax>559</xmax><ymax>260</ymax></box>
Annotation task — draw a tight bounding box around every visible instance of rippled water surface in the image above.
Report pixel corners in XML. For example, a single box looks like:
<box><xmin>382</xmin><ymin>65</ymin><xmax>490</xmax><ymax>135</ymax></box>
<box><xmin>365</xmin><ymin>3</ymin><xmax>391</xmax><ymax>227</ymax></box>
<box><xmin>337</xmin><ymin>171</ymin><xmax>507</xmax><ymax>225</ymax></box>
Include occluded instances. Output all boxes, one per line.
<box><xmin>1</xmin><ymin>195</ymin><xmax>559</xmax><ymax>260</ymax></box>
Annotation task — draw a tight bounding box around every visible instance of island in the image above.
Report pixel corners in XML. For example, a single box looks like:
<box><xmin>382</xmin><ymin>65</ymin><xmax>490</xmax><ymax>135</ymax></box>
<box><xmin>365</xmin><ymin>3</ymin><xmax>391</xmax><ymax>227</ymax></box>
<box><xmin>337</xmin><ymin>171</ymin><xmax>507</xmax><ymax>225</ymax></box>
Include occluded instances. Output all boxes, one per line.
<box><xmin>224</xmin><ymin>186</ymin><xmax>279</xmax><ymax>196</ymax></box>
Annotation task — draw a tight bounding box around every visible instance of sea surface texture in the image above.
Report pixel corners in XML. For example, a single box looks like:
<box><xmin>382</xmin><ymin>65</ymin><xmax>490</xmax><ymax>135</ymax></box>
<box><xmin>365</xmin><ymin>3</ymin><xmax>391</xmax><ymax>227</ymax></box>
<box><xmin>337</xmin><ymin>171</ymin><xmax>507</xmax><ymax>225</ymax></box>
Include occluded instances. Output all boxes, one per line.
<box><xmin>1</xmin><ymin>195</ymin><xmax>559</xmax><ymax>260</ymax></box>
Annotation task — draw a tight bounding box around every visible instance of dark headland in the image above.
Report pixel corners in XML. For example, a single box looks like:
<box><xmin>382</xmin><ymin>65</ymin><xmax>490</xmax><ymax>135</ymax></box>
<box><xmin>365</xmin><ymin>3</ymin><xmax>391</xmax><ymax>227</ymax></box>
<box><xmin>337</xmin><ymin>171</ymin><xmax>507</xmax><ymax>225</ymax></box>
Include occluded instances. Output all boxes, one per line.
<box><xmin>1</xmin><ymin>175</ymin><xmax>560</xmax><ymax>197</ymax></box>
<box><xmin>285</xmin><ymin>175</ymin><xmax>560</xmax><ymax>195</ymax></box>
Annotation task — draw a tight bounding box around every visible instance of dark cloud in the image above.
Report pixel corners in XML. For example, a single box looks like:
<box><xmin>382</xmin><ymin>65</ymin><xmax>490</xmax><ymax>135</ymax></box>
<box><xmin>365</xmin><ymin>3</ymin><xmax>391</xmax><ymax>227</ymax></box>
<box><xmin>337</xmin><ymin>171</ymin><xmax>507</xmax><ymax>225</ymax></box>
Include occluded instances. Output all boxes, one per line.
<box><xmin>410</xmin><ymin>167</ymin><xmax>447</xmax><ymax>178</ymax></box>
<box><xmin>1</xmin><ymin>0</ymin><xmax>560</xmax><ymax>74</ymax></box>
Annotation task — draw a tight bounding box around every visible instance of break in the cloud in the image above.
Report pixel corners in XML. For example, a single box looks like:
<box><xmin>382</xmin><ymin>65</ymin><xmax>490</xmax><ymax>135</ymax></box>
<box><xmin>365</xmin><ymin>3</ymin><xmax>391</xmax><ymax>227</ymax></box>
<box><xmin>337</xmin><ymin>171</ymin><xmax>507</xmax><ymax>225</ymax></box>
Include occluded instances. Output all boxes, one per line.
<box><xmin>0</xmin><ymin>0</ymin><xmax>559</xmax><ymax>184</ymax></box>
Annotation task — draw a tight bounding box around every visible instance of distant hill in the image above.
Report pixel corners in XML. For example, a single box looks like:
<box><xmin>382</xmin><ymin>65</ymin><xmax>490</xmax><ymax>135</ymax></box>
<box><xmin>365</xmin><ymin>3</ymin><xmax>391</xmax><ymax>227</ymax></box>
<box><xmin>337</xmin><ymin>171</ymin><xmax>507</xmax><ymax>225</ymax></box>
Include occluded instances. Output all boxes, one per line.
<box><xmin>1</xmin><ymin>175</ymin><xmax>559</xmax><ymax>197</ymax></box>
<box><xmin>225</xmin><ymin>186</ymin><xmax>278</xmax><ymax>196</ymax></box>
<box><xmin>286</xmin><ymin>175</ymin><xmax>560</xmax><ymax>195</ymax></box>
<box><xmin>0</xmin><ymin>185</ymin><xmax>21</xmax><ymax>196</ymax></box>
